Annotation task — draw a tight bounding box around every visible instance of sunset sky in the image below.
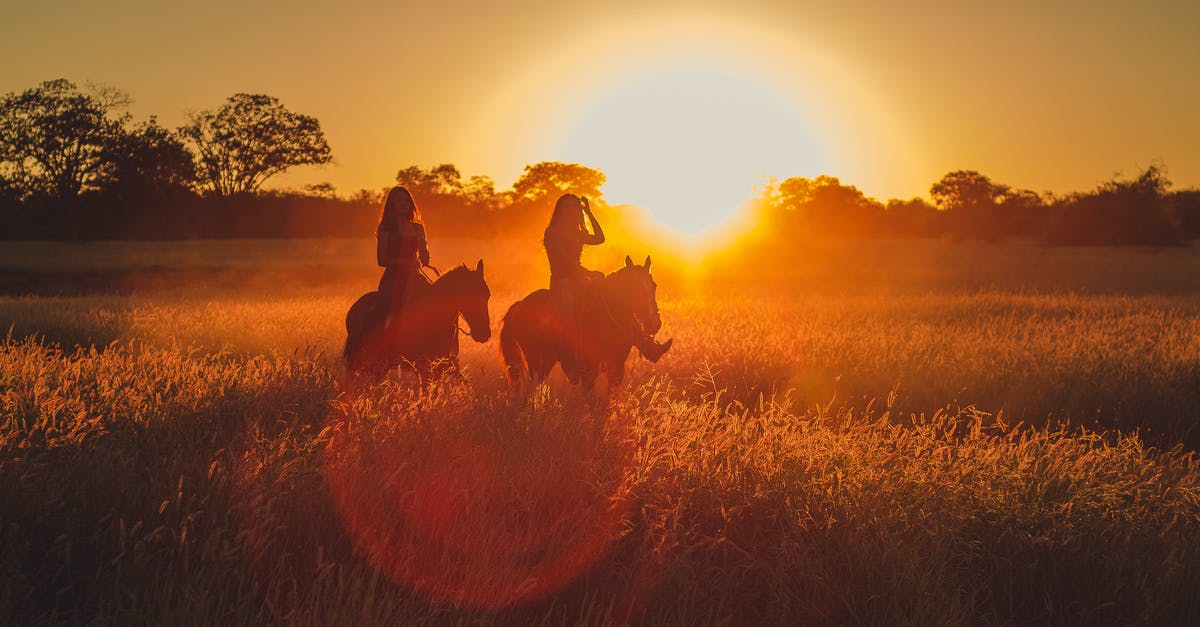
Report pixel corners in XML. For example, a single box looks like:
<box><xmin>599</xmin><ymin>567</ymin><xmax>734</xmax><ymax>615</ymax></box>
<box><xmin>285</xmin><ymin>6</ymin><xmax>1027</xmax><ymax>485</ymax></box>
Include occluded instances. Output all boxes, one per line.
<box><xmin>3</xmin><ymin>0</ymin><xmax>1198</xmax><ymax>224</ymax></box>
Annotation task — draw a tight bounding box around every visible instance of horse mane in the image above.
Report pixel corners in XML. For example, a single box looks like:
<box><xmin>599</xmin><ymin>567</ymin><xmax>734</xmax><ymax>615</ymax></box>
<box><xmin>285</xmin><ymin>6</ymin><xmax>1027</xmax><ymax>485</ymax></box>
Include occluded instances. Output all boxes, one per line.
<box><xmin>603</xmin><ymin>262</ymin><xmax>648</xmax><ymax>286</ymax></box>
<box><xmin>430</xmin><ymin>263</ymin><xmax>486</xmax><ymax>298</ymax></box>
<box><xmin>436</xmin><ymin>263</ymin><xmax>473</xmax><ymax>284</ymax></box>
<box><xmin>584</xmin><ymin>264</ymin><xmax>646</xmax><ymax>321</ymax></box>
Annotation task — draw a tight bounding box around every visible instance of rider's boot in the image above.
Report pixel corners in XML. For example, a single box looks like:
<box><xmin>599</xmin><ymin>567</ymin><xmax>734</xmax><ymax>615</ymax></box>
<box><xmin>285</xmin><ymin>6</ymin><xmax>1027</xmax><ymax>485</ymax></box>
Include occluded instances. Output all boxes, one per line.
<box><xmin>636</xmin><ymin>336</ymin><xmax>673</xmax><ymax>363</ymax></box>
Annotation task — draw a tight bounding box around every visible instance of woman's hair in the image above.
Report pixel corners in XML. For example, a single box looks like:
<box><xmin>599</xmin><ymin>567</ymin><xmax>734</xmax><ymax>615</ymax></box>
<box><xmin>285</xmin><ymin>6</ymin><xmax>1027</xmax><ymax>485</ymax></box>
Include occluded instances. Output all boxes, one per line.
<box><xmin>547</xmin><ymin>193</ymin><xmax>584</xmax><ymax>232</ymax></box>
<box><xmin>378</xmin><ymin>186</ymin><xmax>422</xmax><ymax>233</ymax></box>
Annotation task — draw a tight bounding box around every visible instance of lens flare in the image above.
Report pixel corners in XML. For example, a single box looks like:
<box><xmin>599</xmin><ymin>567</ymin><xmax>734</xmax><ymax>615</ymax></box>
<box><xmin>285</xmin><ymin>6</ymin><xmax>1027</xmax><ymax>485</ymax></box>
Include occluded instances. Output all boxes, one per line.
<box><xmin>321</xmin><ymin>394</ymin><xmax>635</xmax><ymax>609</ymax></box>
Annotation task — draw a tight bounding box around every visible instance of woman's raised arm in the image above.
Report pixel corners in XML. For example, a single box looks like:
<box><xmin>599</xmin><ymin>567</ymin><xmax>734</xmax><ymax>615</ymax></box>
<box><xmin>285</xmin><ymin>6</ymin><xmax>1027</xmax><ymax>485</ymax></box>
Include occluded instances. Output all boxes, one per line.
<box><xmin>581</xmin><ymin>197</ymin><xmax>605</xmax><ymax>245</ymax></box>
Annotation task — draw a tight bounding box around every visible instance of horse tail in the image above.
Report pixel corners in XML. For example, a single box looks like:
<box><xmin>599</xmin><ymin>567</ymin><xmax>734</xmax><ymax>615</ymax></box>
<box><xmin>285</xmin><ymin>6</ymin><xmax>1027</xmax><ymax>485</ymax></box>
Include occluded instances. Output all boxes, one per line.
<box><xmin>499</xmin><ymin>302</ymin><xmax>528</xmax><ymax>387</ymax></box>
<box><xmin>343</xmin><ymin>292</ymin><xmax>377</xmax><ymax>371</ymax></box>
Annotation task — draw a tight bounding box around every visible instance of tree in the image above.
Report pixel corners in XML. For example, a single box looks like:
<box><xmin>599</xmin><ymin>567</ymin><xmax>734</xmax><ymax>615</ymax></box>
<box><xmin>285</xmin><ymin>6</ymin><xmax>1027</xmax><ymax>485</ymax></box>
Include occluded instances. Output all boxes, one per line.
<box><xmin>1045</xmin><ymin>165</ymin><xmax>1181</xmax><ymax>245</ymax></box>
<box><xmin>510</xmin><ymin>161</ymin><xmax>606</xmax><ymax>203</ymax></box>
<box><xmin>0</xmin><ymin>79</ymin><xmax>128</xmax><ymax>201</ymax></box>
<box><xmin>930</xmin><ymin>170</ymin><xmax>1009</xmax><ymax>213</ymax></box>
<box><xmin>996</xmin><ymin>188</ymin><xmax>1048</xmax><ymax>237</ymax></box>
<box><xmin>303</xmin><ymin>182</ymin><xmax>337</xmax><ymax>198</ymax></box>
<box><xmin>462</xmin><ymin>175</ymin><xmax>500</xmax><ymax>209</ymax></box>
<box><xmin>764</xmin><ymin>175</ymin><xmax>884</xmax><ymax>237</ymax></box>
<box><xmin>1173</xmin><ymin>189</ymin><xmax>1200</xmax><ymax>239</ymax></box>
<box><xmin>179</xmin><ymin>93</ymin><xmax>332</xmax><ymax>197</ymax></box>
<box><xmin>929</xmin><ymin>170</ymin><xmax>1049</xmax><ymax>239</ymax></box>
<box><xmin>97</xmin><ymin>116</ymin><xmax>196</xmax><ymax>203</ymax></box>
<box><xmin>884</xmin><ymin>197</ymin><xmax>941</xmax><ymax>237</ymax></box>
<box><xmin>395</xmin><ymin>163</ymin><xmax>465</xmax><ymax>197</ymax></box>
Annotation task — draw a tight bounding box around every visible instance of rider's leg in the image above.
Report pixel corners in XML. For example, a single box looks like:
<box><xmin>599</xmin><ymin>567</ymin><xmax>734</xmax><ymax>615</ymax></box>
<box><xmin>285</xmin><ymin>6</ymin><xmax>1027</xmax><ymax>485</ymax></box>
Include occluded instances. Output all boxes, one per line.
<box><xmin>572</xmin><ymin>271</ymin><xmax>602</xmax><ymax>362</ymax></box>
<box><xmin>378</xmin><ymin>267</ymin><xmax>395</xmax><ymax>329</ymax></box>
<box><xmin>550</xmin><ymin>276</ymin><xmax>580</xmax><ymax>375</ymax></box>
<box><xmin>382</xmin><ymin>267</ymin><xmax>408</xmax><ymax>330</ymax></box>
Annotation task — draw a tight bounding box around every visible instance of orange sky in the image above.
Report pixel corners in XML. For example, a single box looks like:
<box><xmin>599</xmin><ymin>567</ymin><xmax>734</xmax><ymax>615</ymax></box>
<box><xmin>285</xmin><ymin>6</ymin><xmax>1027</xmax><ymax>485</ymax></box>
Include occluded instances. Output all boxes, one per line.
<box><xmin>3</xmin><ymin>0</ymin><xmax>1198</xmax><ymax>206</ymax></box>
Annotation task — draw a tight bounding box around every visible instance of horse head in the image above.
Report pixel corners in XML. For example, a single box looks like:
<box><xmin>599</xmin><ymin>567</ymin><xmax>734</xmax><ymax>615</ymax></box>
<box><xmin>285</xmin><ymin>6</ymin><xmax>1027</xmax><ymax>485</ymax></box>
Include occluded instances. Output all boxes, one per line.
<box><xmin>613</xmin><ymin>254</ymin><xmax>662</xmax><ymax>335</ymax></box>
<box><xmin>438</xmin><ymin>259</ymin><xmax>491</xmax><ymax>343</ymax></box>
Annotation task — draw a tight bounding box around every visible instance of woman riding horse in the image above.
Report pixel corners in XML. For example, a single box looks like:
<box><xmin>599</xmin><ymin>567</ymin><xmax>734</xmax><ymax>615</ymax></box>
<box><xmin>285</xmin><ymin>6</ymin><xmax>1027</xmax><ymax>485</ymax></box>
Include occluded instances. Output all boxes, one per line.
<box><xmin>343</xmin><ymin>186</ymin><xmax>490</xmax><ymax>376</ymax></box>
<box><xmin>345</xmin><ymin>260</ymin><xmax>490</xmax><ymax>375</ymax></box>
<box><xmin>543</xmin><ymin>193</ymin><xmax>671</xmax><ymax>363</ymax></box>
<box><xmin>376</xmin><ymin>186</ymin><xmax>431</xmax><ymax>328</ymax></box>
<box><xmin>501</xmin><ymin>254</ymin><xmax>667</xmax><ymax>390</ymax></box>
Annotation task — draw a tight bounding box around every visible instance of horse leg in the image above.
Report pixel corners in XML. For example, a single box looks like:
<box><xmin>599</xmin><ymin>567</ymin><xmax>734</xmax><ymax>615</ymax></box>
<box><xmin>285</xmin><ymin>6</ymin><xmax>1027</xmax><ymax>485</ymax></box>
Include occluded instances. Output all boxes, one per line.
<box><xmin>505</xmin><ymin>338</ymin><xmax>549</xmax><ymax>397</ymax></box>
<box><xmin>607</xmin><ymin>360</ymin><xmax>626</xmax><ymax>390</ymax></box>
<box><xmin>345</xmin><ymin>294</ymin><xmax>384</xmax><ymax>373</ymax></box>
<box><xmin>560</xmin><ymin>356</ymin><xmax>580</xmax><ymax>384</ymax></box>
<box><xmin>577</xmin><ymin>356</ymin><xmax>600</xmax><ymax>393</ymax></box>
<box><xmin>528</xmin><ymin>348</ymin><xmax>555</xmax><ymax>385</ymax></box>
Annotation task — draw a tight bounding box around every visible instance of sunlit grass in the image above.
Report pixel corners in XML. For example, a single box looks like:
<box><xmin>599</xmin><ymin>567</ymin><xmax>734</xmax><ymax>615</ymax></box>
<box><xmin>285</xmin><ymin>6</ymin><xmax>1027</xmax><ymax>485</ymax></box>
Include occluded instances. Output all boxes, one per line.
<box><xmin>2</xmin><ymin>239</ymin><xmax>1200</xmax><ymax>623</ymax></box>
<box><xmin>4</xmin><ymin>287</ymin><xmax>1197</xmax><ymax>441</ymax></box>
<box><xmin>2</xmin><ymin>338</ymin><xmax>1197</xmax><ymax>624</ymax></box>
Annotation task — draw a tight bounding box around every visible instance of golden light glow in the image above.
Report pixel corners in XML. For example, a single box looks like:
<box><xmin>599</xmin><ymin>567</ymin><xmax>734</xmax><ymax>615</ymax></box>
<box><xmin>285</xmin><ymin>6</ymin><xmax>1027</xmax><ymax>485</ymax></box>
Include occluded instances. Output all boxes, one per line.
<box><xmin>560</xmin><ymin>67</ymin><xmax>823</xmax><ymax>235</ymax></box>
<box><xmin>7</xmin><ymin>3</ymin><xmax>1198</xmax><ymax>198</ymax></box>
<box><xmin>464</xmin><ymin>11</ymin><xmax>928</xmax><ymax>226</ymax></box>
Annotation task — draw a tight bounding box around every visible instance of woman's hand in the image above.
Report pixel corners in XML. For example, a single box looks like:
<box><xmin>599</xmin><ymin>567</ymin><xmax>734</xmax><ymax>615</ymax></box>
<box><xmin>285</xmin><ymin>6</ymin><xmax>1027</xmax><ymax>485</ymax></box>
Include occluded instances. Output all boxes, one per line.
<box><xmin>580</xmin><ymin>197</ymin><xmax>605</xmax><ymax>244</ymax></box>
<box><xmin>581</xmin><ymin>196</ymin><xmax>596</xmax><ymax>223</ymax></box>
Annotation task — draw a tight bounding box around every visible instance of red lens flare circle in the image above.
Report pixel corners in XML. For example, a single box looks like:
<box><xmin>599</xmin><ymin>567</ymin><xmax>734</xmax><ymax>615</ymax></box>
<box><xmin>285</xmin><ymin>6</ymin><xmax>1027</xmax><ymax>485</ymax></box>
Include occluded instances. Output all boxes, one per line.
<box><xmin>322</xmin><ymin>405</ymin><xmax>634</xmax><ymax>609</ymax></box>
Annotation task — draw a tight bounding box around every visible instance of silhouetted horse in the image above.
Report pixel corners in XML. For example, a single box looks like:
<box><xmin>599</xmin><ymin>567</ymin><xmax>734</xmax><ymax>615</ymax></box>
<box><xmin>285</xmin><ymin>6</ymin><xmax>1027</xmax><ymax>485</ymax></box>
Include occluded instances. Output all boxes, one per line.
<box><xmin>344</xmin><ymin>260</ymin><xmax>490</xmax><ymax>376</ymax></box>
<box><xmin>501</xmin><ymin>255</ymin><xmax>663</xmax><ymax>391</ymax></box>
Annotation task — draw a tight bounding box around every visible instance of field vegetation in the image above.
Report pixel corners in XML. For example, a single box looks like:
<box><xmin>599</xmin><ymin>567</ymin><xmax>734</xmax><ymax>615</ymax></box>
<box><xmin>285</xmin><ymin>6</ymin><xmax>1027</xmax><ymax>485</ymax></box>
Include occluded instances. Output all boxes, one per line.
<box><xmin>2</xmin><ymin>238</ymin><xmax>1200</xmax><ymax>624</ymax></box>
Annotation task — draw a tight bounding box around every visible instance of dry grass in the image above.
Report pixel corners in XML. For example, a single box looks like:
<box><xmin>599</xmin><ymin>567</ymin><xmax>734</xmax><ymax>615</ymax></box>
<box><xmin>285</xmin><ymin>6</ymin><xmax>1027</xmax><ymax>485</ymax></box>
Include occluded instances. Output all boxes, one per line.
<box><xmin>2</xmin><ymin>238</ymin><xmax>1200</xmax><ymax>624</ymax></box>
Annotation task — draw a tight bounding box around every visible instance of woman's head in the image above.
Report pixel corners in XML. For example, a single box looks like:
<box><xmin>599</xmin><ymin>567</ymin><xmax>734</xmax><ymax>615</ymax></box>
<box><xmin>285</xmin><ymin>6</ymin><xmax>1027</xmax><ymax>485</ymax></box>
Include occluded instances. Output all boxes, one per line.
<box><xmin>548</xmin><ymin>193</ymin><xmax>585</xmax><ymax>231</ymax></box>
<box><xmin>380</xmin><ymin>186</ymin><xmax>421</xmax><ymax>229</ymax></box>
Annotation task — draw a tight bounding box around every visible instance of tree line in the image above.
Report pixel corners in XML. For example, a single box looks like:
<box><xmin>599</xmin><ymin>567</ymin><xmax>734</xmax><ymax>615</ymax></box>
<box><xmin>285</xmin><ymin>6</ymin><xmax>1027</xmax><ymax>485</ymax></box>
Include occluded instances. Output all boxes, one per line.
<box><xmin>0</xmin><ymin>79</ymin><xmax>618</xmax><ymax>240</ymax></box>
<box><xmin>754</xmin><ymin>166</ymin><xmax>1199</xmax><ymax>245</ymax></box>
<box><xmin>2</xmin><ymin>78</ymin><xmax>1197</xmax><ymax>244</ymax></box>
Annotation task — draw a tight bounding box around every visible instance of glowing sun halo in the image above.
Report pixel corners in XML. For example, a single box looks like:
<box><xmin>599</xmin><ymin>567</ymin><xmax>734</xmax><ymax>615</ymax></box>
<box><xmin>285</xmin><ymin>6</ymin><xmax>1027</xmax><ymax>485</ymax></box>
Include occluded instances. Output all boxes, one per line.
<box><xmin>560</xmin><ymin>67</ymin><xmax>825</xmax><ymax>236</ymax></box>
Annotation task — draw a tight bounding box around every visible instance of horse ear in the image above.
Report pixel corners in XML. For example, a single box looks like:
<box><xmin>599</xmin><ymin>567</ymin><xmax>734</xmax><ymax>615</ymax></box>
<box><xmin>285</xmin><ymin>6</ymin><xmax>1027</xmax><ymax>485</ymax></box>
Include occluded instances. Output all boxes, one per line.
<box><xmin>644</xmin><ymin>255</ymin><xmax>652</xmax><ymax>271</ymax></box>
<box><xmin>475</xmin><ymin>259</ymin><xmax>484</xmax><ymax>273</ymax></box>
<box><xmin>625</xmin><ymin>255</ymin><xmax>634</xmax><ymax>268</ymax></box>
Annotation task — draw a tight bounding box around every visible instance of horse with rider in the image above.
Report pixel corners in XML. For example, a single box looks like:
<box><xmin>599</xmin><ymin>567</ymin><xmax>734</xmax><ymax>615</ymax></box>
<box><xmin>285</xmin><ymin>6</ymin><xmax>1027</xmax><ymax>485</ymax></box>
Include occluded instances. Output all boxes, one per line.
<box><xmin>343</xmin><ymin>187</ymin><xmax>672</xmax><ymax>387</ymax></box>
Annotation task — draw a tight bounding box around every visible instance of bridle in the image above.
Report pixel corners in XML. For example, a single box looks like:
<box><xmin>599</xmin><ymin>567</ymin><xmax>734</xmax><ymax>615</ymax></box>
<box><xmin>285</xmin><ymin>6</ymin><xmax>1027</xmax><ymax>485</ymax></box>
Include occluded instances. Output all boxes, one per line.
<box><xmin>420</xmin><ymin>263</ymin><xmax>474</xmax><ymax>336</ymax></box>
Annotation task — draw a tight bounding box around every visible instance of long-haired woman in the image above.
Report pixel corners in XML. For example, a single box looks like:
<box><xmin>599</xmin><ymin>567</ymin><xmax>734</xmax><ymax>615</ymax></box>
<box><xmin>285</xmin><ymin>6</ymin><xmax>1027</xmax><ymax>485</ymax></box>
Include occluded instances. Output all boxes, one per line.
<box><xmin>376</xmin><ymin>186</ymin><xmax>430</xmax><ymax>328</ymax></box>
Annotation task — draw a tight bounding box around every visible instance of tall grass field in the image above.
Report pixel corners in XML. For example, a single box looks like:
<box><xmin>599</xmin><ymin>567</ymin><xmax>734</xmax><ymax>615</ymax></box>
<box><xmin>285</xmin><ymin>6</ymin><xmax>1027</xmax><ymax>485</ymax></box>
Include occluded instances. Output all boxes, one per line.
<box><xmin>3</xmin><ymin>238</ymin><xmax>1200</xmax><ymax>625</ymax></box>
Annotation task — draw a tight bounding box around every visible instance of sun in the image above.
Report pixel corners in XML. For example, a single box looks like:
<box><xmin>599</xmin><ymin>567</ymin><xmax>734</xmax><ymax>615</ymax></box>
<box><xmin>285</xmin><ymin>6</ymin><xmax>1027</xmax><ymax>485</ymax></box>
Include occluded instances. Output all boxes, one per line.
<box><xmin>558</xmin><ymin>67</ymin><xmax>826</xmax><ymax>236</ymax></box>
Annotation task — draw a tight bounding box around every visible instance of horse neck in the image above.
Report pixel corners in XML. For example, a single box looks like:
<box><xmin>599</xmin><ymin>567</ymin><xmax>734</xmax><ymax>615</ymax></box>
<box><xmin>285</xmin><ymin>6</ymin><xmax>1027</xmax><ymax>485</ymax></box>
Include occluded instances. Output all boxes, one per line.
<box><xmin>588</xmin><ymin>273</ymin><xmax>636</xmax><ymax>340</ymax></box>
<box><xmin>428</xmin><ymin>270</ymin><xmax>467</xmax><ymax>316</ymax></box>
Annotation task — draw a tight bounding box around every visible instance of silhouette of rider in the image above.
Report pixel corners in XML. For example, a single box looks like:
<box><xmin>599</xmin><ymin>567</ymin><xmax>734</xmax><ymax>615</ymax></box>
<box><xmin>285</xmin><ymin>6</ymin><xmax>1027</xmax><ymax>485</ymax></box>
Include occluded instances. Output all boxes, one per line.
<box><xmin>376</xmin><ymin>186</ymin><xmax>430</xmax><ymax>329</ymax></box>
<box><xmin>543</xmin><ymin>193</ymin><xmax>670</xmax><ymax>362</ymax></box>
